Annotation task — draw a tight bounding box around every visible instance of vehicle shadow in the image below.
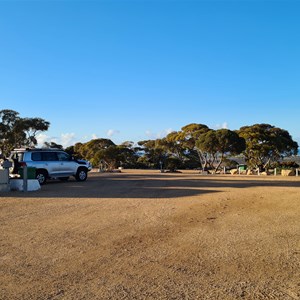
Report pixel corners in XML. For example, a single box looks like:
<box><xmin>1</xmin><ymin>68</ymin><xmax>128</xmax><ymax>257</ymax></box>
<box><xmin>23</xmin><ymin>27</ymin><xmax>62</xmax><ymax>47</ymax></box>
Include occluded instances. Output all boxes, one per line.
<box><xmin>4</xmin><ymin>171</ymin><xmax>300</xmax><ymax>199</ymax></box>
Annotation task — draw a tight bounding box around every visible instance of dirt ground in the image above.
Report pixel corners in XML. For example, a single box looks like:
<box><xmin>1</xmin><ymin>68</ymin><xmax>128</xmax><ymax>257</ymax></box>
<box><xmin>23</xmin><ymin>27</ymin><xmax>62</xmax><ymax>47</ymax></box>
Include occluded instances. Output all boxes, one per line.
<box><xmin>1</xmin><ymin>170</ymin><xmax>300</xmax><ymax>300</ymax></box>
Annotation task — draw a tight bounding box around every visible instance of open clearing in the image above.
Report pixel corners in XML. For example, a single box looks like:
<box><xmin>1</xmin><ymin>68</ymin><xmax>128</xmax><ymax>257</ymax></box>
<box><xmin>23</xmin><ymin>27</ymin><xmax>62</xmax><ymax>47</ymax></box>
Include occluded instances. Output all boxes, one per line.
<box><xmin>1</xmin><ymin>170</ymin><xmax>300</xmax><ymax>300</ymax></box>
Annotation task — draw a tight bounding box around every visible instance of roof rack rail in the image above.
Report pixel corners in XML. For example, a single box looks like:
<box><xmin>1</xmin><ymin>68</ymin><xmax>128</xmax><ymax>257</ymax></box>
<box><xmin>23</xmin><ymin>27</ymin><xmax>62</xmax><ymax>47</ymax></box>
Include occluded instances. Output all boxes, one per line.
<box><xmin>13</xmin><ymin>147</ymin><xmax>33</xmax><ymax>151</ymax></box>
<box><xmin>13</xmin><ymin>148</ymin><xmax>63</xmax><ymax>151</ymax></box>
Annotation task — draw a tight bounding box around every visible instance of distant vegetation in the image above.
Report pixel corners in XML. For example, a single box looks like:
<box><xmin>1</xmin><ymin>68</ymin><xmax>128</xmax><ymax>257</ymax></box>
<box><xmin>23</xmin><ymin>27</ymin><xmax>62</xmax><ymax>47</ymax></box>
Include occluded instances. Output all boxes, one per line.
<box><xmin>1</xmin><ymin>109</ymin><xmax>298</xmax><ymax>171</ymax></box>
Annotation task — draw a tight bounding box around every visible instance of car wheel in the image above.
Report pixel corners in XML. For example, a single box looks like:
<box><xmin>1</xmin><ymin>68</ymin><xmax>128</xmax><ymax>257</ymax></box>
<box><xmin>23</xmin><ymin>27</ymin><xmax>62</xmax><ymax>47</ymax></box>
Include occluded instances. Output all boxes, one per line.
<box><xmin>36</xmin><ymin>170</ymin><xmax>47</xmax><ymax>185</ymax></box>
<box><xmin>75</xmin><ymin>168</ymin><xmax>87</xmax><ymax>181</ymax></box>
<box><xmin>59</xmin><ymin>177</ymin><xmax>69</xmax><ymax>181</ymax></box>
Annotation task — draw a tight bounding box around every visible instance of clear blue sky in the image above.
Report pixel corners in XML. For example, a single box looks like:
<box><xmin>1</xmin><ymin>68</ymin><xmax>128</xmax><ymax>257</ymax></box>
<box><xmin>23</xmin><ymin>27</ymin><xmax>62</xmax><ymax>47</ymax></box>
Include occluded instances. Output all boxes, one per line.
<box><xmin>1</xmin><ymin>0</ymin><xmax>299</xmax><ymax>147</ymax></box>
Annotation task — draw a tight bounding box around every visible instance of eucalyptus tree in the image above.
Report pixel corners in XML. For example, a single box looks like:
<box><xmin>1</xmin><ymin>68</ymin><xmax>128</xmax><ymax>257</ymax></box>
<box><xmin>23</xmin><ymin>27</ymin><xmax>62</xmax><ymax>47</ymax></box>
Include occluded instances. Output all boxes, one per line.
<box><xmin>22</xmin><ymin>117</ymin><xmax>50</xmax><ymax>146</ymax></box>
<box><xmin>195</xmin><ymin>130</ymin><xmax>218</xmax><ymax>170</ymax></box>
<box><xmin>214</xmin><ymin>129</ymin><xmax>245</xmax><ymax>170</ymax></box>
<box><xmin>180</xmin><ymin>123</ymin><xmax>211</xmax><ymax>148</ymax></box>
<box><xmin>74</xmin><ymin>138</ymin><xmax>115</xmax><ymax>162</ymax></box>
<box><xmin>165</xmin><ymin>131</ymin><xmax>185</xmax><ymax>160</ymax></box>
<box><xmin>72</xmin><ymin>139</ymin><xmax>139</xmax><ymax>169</ymax></box>
<box><xmin>179</xmin><ymin>123</ymin><xmax>211</xmax><ymax>169</ymax></box>
<box><xmin>138</xmin><ymin>124</ymin><xmax>212</xmax><ymax>169</ymax></box>
<box><xmin>43</xmin><ymin>141</ymin><xmax>63</xmax><ymax>149</ymax></box>
<box><xmin>72</xmin><ymin>138</ymin><xmax>115</xmax><ymax>167</ymax></box>
<box><xmin>118</xmin><ymin>141</ymin><xmax>139</xmax><ymax>168</ymax></box>
<box><xmin>238</xmin><ymin>124</ymin><xmax>298</xmax><ymax>170</ymax></box>
<box><xmin>196</xmin><ymin>129</ymin><xmax>245</xmax><ymax>171</ymax></box>
<box><xmin>138</xmin><ymin>139</ymin><xmax>169</xmax><ymax>168</ymax></box>
<box><xmin>0</xmin><ymin>109</ymin><xmax>50</xmax><ymax>156</ymax></box>
<box><xmin>93</xmin><ymin>146</ymin><xmax>121</xmax><ymax>171</ymax></box>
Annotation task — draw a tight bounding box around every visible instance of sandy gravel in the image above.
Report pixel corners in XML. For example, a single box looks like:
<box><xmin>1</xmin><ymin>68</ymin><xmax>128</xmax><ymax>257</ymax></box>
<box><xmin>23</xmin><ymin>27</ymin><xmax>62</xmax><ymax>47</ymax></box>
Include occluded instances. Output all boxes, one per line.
<box><xmin>1</xmin><ymin>170</ymin><xmax>300</xmax><ymax>300</ymax></box>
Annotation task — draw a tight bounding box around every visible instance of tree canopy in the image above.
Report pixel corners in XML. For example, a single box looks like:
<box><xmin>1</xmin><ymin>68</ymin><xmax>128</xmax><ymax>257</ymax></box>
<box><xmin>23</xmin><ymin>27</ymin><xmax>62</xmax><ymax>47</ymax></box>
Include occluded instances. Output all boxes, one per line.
<box><xmin>196</xmin><ymin>129</ymin><xmax>246</xmax><ymax>171</ymax></box>
<box><xmin>70</xmin><ymin>123</ymin><xmax>297</xmax><ymax>171</ymax></box>
<box><xmin>72</xmin><ymin>138</ymin><xmax>139</xmax><ymax>170</ymax></box>
<box><xmin>238</xmin><ymin>123</ymin><xmax>298</xmax><ymax>169</ymax></box>
<box><xmin>0</xmin><ymin>109</ymin><xmax>50</xmax><ymax>156</ymax></box>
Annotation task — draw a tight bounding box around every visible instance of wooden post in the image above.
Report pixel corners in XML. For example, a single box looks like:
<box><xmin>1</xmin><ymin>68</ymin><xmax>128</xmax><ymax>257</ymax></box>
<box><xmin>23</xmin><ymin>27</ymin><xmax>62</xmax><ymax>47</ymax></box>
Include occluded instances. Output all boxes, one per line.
<box><xmin>274</xmin><ymin>168</ymin><xmax>277</xmax><ymax>176</ymax></box>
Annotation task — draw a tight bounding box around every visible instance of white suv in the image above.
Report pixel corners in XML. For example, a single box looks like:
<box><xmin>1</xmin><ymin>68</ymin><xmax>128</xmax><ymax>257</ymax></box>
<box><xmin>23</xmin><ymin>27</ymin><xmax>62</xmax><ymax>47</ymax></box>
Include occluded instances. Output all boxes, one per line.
<box><xmin>9</xmin><ymin>148</ymin><xmax>92</xmax><ymax>184</ymax></box>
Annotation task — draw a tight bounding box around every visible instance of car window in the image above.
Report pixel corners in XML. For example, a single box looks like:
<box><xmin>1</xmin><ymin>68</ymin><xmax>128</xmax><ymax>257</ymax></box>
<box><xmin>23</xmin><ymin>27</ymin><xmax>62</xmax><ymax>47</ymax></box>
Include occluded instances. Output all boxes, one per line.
<box><xmin>31</xmin><ymin>152</ymin><xmax>42</xmax><ymax>161</ymax></box>
<box><xmin>42</xmin><ymin>152</ymin><xmax>58</xmax><ymax>161</ymax></box>
<box><xmin>10</xmin><ymin>152</ymin><xmax>24</xmax><ymax>161</ymax></box>
<box><xmin>57</xmin><ymin>152</ymin><xmax>70</xmax><ymax>161</ymax></box>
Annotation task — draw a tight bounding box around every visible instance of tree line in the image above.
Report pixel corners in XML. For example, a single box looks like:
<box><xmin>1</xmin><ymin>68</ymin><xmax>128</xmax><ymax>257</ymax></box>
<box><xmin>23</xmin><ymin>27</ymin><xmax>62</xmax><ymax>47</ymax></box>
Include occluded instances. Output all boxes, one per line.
<box><xmin>1</xmin><ymin>109</ymin><xmax>298</xmax><ymax>171</ymax></box>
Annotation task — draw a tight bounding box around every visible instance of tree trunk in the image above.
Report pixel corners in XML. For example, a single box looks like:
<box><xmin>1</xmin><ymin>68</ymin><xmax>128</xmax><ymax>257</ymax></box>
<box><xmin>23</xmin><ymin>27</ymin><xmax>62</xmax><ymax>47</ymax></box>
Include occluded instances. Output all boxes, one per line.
<box><xmin>215</xmin><ymin>154</ymin><xmax>224</xmax><ymax>172</ymax></box>
<box><xmin>196</xmin><ymin>149</ymin><xmax>204</xmax><ymax>170</ymax></box>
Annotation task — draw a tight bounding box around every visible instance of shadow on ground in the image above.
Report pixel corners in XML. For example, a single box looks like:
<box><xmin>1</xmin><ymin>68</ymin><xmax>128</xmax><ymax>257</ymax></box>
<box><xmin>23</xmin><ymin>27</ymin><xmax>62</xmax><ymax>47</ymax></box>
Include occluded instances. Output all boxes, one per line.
<box><xmin>3</xmin><ymin>171</ymin><xmax>300</xmax><ymax>199</ymax></box>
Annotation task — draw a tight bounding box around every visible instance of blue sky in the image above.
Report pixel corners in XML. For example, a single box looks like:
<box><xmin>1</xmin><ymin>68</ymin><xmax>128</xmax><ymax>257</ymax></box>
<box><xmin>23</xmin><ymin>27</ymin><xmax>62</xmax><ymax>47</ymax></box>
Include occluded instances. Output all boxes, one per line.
<box><xmin>1</xmin><ymin>0</ymin><xmax>299</xmax><ymax>147</ymax></box>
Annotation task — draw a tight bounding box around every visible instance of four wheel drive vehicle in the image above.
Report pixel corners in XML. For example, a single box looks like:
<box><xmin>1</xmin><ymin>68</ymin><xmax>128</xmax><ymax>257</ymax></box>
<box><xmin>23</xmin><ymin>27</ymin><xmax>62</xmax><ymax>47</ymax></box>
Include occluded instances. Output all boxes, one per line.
<box><xmin>9</xmin><ymin>148</ymin><xmax>92</xmax><ymax>184</ymax></box>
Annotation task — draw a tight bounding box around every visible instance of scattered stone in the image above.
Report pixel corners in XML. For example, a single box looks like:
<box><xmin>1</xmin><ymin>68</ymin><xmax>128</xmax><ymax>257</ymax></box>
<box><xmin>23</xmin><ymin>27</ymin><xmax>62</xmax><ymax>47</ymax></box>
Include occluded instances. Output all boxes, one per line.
<box><xmin>230</xmin><ymin>169</ymin><xmax>238</xmax><ymax>175</ymax></box>
<box><xmin>281</xmin><ymin>169</ymin><xmax>295</xmax><ymax>176</ymax></box>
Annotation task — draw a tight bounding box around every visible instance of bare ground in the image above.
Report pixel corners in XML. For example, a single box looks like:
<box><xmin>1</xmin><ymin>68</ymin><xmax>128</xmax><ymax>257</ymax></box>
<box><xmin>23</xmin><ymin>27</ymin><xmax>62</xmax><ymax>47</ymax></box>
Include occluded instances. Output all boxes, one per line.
<box><xmin>1</xmin><ymin>170</ymin><xmax>300</xmax><ymax>300</ymax></box>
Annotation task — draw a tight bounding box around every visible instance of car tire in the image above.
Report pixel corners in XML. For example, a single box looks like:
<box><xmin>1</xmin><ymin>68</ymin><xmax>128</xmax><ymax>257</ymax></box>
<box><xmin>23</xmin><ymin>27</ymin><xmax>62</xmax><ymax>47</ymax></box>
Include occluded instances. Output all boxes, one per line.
<box><xmin>36</xmin><ymin>170</ymin><xmax>47</xmax><ymax>185</ymax></box>
<box><xmin>75</xmin><ymin>168</ymin><xmax>87</xmax><ymax>181</ymax></box>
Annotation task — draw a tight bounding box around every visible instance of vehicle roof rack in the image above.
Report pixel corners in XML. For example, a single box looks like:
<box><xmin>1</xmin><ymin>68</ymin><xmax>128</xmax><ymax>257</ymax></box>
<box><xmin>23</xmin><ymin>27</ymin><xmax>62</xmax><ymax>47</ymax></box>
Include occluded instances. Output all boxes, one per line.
<box><xmin>13</xmin><ymin>148</ymin><xmax>32</xmax><ymax>151</ymax></box>
<box><xmin>13</xmin><ymin>148</ymin><xmax>63</xmax><ymax>151</ymax></box>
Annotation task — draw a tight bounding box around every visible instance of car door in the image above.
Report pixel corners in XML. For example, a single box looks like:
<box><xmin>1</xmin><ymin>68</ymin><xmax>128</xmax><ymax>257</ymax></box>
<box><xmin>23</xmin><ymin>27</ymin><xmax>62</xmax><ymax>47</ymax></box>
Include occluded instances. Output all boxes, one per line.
<box><xmin>41</xmin><ymin>151</ymin><xmax>60</xmax><ymax>177</ymax></box>
<box><xmin>56</xmin><ymin>152</ymin><xmax>76</xmax><ymax>176</ymax></box>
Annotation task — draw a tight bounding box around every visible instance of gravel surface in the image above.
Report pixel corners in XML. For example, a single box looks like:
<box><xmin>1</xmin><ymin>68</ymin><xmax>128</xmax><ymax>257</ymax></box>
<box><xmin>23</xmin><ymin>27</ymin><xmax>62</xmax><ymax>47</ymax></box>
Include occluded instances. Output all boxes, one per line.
<box><xmin>1</xmin><ymin>170</ymin><xmax>300</xmax><ymax>299</ymax></box>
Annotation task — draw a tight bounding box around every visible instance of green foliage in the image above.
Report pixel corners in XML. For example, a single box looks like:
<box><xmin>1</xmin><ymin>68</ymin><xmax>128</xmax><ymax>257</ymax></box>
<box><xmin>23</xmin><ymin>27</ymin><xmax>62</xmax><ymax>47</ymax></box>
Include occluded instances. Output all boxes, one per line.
<box><xmin>195</xmin><ymin>129</ymin><xmax>245</xmax><ymax>171</ymax></box>
<box><xmin>117</xmin><ymin>143</ymin><xmax>139</xmax><ymax>168</ymax></box>
<box><xmin>93</xmin><ymin>146</ymin><xmax>120</xmax><ymax>170</ymax></box>
<box><xmin>65</xmin><ymin>145</ymin><xmax>75</xmax><ymax>156</ymax></box>
<box><xmin>62</xmin><ymin>123</ymin><xmax>298</xmax><ymax>171</ymax></box>
<box><xmin>158</xmin><ymin>123</ymin><xmax>211</xmax><ymax>169</ymax></box>
<box><xmin>138</xmin><ymin>139</ymin><xmax>168</xmax><ymax>168</ymax></box>
<box><xmin>215</xmin><ymin>129</ymin><xmax>246</xmax><ymax>155</ymax></box>
<box><xmin>181</xmin><ymin>123</ymin><xmax>210</xmax><ymax>137</ymax></box>
<box><xmin>75</xmin><ymin>138</ymin><xmax>115</xmax><ymax>160</ymax></box>
<box><xmin>69</xmin><ymin>123</ymin><xmax>294</xmax><ymax>171</ymax></box>
<box><xmin>165</xmin><ymin>157</ymin><xmax>181</xmax><ymax>172</ymax></box>
<box><xmin>135</xmin><ymin>125</ymin><xmax>245</xmax><ymax>171</ymax></box>
<box><xmin>238</xmin><ymin>123</ymin><xmax>299</xmax><ymax>169</ymax></box>
<box><xmin>179</xmin><ymin>123</ymin><xmax>210</xmax><ymax>149</ymax></box>
<box><xmin>72</xmin><ymin>138</ymin><xmax>139</xmax><ymax>170</ymax></box>
<box><xmin>0</xmin><ymin>109</ymin><xmax>50</xmax><ymax>156</ymax></box>
<box><xmin>43</xmin><ymin>141</ymin><xmax>63</xmax><ymax>149</ymax></box>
